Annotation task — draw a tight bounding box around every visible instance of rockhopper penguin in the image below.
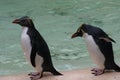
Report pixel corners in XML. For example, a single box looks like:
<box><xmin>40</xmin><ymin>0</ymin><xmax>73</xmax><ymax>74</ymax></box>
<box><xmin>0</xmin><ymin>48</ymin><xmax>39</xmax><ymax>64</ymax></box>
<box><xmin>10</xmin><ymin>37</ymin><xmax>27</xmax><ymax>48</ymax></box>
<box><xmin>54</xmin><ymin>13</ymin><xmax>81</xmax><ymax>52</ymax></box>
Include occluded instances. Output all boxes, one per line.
<box><xmin>12</xmin><ymin>16</ymin><xmax>62</xmax><ymax>80</ymax></box>
<box><xmin>71</xmin><ymin>24</ymin><xmax>120</xmax><ymax>76</ymax></box>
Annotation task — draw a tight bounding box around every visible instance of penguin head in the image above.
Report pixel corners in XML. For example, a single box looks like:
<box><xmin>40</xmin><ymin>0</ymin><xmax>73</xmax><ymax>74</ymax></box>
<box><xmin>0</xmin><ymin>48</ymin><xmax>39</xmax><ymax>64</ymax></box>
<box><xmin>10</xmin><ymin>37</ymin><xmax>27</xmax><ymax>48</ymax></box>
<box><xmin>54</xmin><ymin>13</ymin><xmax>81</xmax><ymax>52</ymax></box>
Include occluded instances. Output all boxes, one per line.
<box><xmin>12</xmin><ymin>16</ymin><xmax>34</xmax><ymax>28</ymax></box>
<box><xmin>71</xmin><ymin>24</ymin><xmax>87</xmax><ymax>38</ymax></box>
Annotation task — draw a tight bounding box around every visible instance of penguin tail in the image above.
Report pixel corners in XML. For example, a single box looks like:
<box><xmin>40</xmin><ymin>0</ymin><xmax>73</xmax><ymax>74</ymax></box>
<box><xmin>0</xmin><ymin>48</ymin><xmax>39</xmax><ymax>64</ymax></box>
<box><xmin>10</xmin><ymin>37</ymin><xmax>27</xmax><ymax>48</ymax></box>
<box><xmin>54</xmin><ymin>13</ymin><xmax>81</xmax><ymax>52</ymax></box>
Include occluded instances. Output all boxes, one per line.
<box><xmin>51</xmin><ymin>68</ymin><xmax>63</xmax><ymax>75</ymax></box>
<box><xmin>114</xmin><ymin>64</ymin><xmax>120</xmax><ymax>72</ymax></box>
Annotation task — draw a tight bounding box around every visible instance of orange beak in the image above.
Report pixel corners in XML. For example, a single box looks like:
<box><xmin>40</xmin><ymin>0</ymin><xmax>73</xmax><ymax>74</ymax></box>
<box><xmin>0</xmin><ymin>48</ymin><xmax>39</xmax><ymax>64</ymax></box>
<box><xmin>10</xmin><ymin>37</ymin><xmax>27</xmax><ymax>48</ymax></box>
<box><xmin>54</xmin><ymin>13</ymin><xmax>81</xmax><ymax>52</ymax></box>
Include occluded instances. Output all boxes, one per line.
<box><xmin>12</xmin><ymin>19</ymin><xmax>20</xmax><ymax>24</ymax></box>
<box><xmin>71</xmin><ymin>33</ymin><xmax>78</xmax><ymax>38</ymax></box>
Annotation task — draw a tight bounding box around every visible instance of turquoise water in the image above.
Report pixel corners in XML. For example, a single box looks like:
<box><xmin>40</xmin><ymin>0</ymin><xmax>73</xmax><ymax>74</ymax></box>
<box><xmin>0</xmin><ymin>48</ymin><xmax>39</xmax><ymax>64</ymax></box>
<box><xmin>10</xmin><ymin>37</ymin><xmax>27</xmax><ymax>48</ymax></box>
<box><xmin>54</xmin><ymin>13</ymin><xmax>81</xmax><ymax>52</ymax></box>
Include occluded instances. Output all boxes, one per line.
<box><xmin>0</xmin><ymin>0</ymin><xmax>120</xmax><ymax>75</ymax></box>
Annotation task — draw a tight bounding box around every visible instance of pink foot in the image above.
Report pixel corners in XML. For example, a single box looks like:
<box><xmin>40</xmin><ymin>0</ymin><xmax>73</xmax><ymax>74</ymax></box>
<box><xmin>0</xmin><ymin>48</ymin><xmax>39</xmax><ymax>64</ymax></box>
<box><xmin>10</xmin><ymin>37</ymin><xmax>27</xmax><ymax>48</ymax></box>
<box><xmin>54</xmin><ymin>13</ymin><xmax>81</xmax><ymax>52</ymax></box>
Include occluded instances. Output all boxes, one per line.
<box><xmin>28</xmin><ymin>72</ymin><xmax>42</xmax><ymax>80</ymax></box>
<box><xmin>30</xmin><ymin>74</ymin><xmax>41</xmax><ymax>80</ymax></box>
<box><xmin>28</xmin><ymin>72</ymin><xmax>40</xmax><ymax>76</ymax></box>
<box><xmin>91</xmin><ymin>68</ymin><xmax>104</xmax><ymax>76</ymax></box>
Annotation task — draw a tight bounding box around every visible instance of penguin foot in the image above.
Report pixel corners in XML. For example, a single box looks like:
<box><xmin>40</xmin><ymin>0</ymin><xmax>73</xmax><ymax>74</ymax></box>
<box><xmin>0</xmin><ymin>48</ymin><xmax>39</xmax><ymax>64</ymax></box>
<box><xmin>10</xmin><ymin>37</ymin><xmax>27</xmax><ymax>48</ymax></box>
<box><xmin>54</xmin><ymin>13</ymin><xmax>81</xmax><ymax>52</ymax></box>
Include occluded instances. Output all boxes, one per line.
<box><xmin>91</xmin><ymin>68</ymin><xmax>104</xmax><ymax>76</ymax></box>
<box><xmin>28</xmin><ymin>72</ymin><xmax>40</xmax><ymax>76</ymax></box>
<box><xmin>29</xmin><ymin>72</ymin><xmax>42</xmax><ymax>80</ymax></box>
<box><xmin>30</xmin><ymin>74</ymin><xmax>41</xmax><ymax>80</ymax></box>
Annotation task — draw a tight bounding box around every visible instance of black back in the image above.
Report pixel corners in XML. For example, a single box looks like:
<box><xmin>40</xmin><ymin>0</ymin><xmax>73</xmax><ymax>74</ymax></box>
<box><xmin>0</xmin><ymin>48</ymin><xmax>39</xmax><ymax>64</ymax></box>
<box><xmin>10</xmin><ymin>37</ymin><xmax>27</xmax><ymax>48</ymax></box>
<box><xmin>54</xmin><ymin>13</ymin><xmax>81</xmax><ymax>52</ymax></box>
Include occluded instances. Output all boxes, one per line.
<box><xmin>27</xmin><ymin>26</ymin><xmax>62</xmax><ymax>75</ymax></box>
<box><xmin>27</xmin><ymin>27</ymin><xmax>53</xmax><ymax>68</ymax></box>
<box><xmin>81</xmin><ymin>24</ymin><xmax>114</xmax><ymax>41</ymax></box>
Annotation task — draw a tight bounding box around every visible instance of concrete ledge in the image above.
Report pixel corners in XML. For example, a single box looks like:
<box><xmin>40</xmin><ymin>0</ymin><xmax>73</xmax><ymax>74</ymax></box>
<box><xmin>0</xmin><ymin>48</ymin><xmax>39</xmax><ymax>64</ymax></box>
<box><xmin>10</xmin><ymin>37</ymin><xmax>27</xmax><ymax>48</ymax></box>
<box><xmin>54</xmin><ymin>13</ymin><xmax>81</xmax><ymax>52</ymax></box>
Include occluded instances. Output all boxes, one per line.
<box><xmin>0</xmin><ymin>69</ymin><xmax>120</xmax><ymax>80</ymax></box>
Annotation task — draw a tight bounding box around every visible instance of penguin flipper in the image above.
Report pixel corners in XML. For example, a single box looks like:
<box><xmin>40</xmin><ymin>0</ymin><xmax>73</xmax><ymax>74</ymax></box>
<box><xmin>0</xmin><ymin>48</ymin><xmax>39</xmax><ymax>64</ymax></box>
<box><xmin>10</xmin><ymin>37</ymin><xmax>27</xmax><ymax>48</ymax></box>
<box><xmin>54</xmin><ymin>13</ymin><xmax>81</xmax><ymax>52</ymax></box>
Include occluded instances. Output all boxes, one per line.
<box><xmin>99</xmin><ymin>37</ymin><xmax>116</xmax><ymax>43</ymax></box>
<box><xmin>30</xmin><ymin>46</ymin><xmax>37</xmax><ymax>67</ymax></box>
<box><xmin>108</xmin><ymin>37</ymin><xmax>116</xmax><ymax>43</ymax></box>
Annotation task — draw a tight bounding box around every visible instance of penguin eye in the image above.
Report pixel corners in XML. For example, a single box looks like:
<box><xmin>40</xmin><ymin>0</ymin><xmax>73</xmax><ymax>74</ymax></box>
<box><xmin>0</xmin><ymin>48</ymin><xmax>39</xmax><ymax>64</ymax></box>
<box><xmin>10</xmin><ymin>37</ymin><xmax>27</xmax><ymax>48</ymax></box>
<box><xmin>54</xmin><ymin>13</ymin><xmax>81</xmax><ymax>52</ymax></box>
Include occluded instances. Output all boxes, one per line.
<box><xmin>20</xmin><ymin>19</ymin><xmax>26</xmax><ymax>22</ymax></box>
<box><xmin>19</xmin><ymin>19</ymin><xmax>29</xmax><ymax>26</ymax></box>
<box><xmin>77</xmin><ymin>30</ymin><xmax>80</xmax><ymax>33</ymax></box>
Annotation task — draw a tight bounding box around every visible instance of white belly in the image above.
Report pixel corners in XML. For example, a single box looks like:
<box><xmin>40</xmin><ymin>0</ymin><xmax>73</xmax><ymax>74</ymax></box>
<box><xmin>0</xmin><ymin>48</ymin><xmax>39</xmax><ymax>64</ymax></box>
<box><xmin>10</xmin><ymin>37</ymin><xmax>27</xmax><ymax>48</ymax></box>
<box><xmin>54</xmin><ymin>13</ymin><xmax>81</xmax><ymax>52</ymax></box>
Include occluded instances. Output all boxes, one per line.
<box><xmin>83</xmin><ymin>33</ymin><xmax>105</xmax><ymax>69</ymax></box>
<box><xmin>21</xmin><ymin>27</ymin><xmax>31</xmax><ymax>63</ymax></box>
<box><xmin>21</xmin><ymin>27</ymin><xmax>43</xmax><ymax>72</ymax></box>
